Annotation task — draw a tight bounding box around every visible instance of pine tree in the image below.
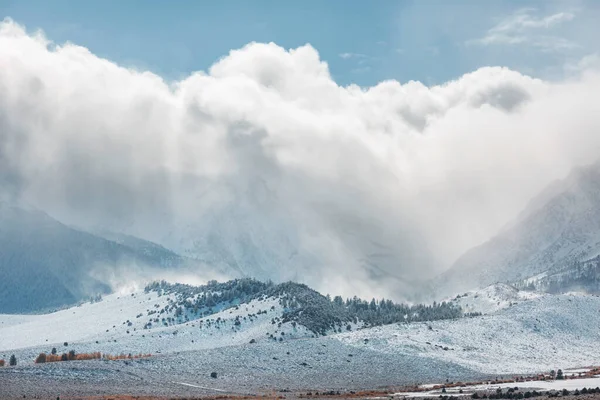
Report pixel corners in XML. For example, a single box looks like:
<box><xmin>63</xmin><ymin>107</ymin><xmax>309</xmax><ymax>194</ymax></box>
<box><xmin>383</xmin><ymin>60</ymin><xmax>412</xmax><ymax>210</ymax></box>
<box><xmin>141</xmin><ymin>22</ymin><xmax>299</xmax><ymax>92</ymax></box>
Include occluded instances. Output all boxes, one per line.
<box><xmin>9</xmin><ymin>354</ymin><xmax>17</xmax><ymax>366</ymax></box>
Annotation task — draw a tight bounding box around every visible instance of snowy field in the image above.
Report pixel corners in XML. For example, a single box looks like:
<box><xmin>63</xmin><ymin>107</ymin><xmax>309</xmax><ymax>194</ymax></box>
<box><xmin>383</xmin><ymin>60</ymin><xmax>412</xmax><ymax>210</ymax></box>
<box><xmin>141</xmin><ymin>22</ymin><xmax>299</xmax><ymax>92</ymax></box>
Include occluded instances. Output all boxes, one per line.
<box><xmin>393</xmin><ymin>376</ymin><xmax>600</xmax><ymax>397</ymax></box>
<box><xmin>335</xmin><ymin>292</ymin><xmax>600</xmax><ymax>375</ymax></box>
<box><xmin>1</xmin><ymin>287</ymin><xmax>599</xmax><ymax>396</ymax></box>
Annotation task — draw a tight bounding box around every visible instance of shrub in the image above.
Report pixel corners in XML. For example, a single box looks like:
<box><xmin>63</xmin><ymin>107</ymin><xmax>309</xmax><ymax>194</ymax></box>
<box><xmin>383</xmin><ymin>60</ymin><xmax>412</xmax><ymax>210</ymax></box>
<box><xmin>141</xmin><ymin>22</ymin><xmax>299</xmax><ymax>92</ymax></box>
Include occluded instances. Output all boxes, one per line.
<box><xmin>46</xmin><ymin>354</ymin><xmax>62</xmax><ymax>362</ymax></box>
<box><xmin>74</xmin><ymin>352</ymin><xmax>102</xmax><ymax>361</ymax></box>
<box><xmin>35</xmin><ymin>353</ymin><xmax>47</xmax><ymax>364</ymax></box>
<box><xmin>9</xmin><ymin>355</ymin><xmax>17</xmax><ymax>366</ymax></box>
<box><xmin>67</xmin><ymin>350</ymin><xmax>76</xmax><ymax>360</ymax></box>
<box><xmin>61</xmin><ymin>353</ymin><xmax>68</xmax><ymax>361</ymax></box>
<box><xmin>556</xmin><ymin>369</ymin><xmax>564</xmax><ymax>380</ymax></box>
<box><xmin>210</xmin><ymin>372</ymin><xmax>218</xmax><ymax>378</ymax></box>
<box><xmin>51</xmin><ymin>347</ymin><xmax>57</xmax><ymax>355</ymax></box>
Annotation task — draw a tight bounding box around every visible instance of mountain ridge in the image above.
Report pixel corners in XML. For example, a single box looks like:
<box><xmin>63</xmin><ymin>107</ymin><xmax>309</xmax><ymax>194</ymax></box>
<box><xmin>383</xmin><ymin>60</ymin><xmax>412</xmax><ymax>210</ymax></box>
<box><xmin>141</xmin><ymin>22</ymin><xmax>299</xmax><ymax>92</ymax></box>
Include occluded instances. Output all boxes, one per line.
<box><xmin>436</xmin><ymin>161</ymin><xmax>600</xmax><ymax>296</ymax></box>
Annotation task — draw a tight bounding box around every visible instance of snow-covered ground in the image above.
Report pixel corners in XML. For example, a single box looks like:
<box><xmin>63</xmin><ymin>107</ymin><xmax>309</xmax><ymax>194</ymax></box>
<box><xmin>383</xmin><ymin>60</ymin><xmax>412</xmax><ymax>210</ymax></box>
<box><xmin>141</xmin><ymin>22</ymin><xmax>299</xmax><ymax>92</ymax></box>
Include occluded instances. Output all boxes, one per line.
<box><xmin>335</xmin><ymin>293</ymin><xmax>600</xmax><ymax>375</ymax></box>
<box><xmin>394</xmin><ymin>377</ymin><xmax>600</xmax><ymax>398</ymax></box>
<box><xmin>447</xmin><ymin>283</ymin><xmax>542</xmax><ymax>314</ymax></box>
<box><xmin>0</xmin><ymin>289</ymin><xmax>314</xmax><ymax>361</ymax></box>
<box><xmin>2</xmin><ymin>287</ymin><xmax>599</xmax><ymax>384</ymax></box>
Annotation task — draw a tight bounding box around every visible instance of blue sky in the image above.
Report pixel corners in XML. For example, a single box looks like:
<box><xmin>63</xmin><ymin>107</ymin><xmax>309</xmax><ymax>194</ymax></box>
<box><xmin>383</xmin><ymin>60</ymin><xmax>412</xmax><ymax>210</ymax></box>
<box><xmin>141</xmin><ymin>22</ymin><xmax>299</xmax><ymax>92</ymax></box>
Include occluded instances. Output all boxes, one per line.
<box><xmin>1</xmin><ymin>0</ymin><xmax>599</xmax><ymax>86</ymax></box>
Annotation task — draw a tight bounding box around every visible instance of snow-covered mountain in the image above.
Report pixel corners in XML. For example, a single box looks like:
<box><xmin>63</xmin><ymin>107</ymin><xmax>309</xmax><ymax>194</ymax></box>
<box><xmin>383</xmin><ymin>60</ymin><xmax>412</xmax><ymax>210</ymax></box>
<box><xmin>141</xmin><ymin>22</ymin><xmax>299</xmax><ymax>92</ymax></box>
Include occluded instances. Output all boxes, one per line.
<box><xmin>0</xmin><ymin>202</ymin><xmax>203</xmax><ymax>313</ymax></box>
<box><xmin>437</xmin><ymin>161</ymin><xmax>600</xmax><ymax>295</ymax></box>
<box><xmin>2</xmin><ymin>278</ymin><xmax>598</xmax><ymax>378</ymax></box>
<box><xmin>0</xmin><ymin>278</ymin><xmax>461</xmax><ymax>355</ymax></box>
<box><xmin>513</xmin><ymin>254</ymin><xmax>600</xmax><ymax>294</ymax></box>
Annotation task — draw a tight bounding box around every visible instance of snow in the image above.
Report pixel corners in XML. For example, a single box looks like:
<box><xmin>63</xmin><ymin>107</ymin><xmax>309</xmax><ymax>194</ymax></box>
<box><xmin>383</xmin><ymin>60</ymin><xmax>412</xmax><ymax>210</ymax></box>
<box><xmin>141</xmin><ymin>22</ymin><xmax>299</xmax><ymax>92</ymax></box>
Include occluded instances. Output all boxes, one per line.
<box><xmin>393</xmin><ymin>377</ymin><xmax>600</xmax><ymax>397</ymax></box>
<box><xmin>0</xmin><ymin>291</ymin><xmax>167</xmax><ymax>350</ymax></box>
<box><xmin>335</xmin><ymin>293</ymin><xmax>600</xmax><ymax>375</ymax></box>
<box><xmin>0</xmin><ymin>290</ymin><xmax>312</xmax><ymax>359</ymax></box>
<box><xmin>448</xmin><ymin>283</ymin><xmax>542</xmax><ymax>314</ymax></box>
<box><xmin>563</xmin><ymin>368</ymin><xmax>595</xmax><ymax>374</ymax></box>
<box><xmin>172</xmin><ymin>382</ymin><xmax>228</xmax><ymax>392</ymax></box>
<box><xmin>2</xmin><ymin>287</ymin><xmax>599</xmax><ymax>385</ymax></box>
<box><xmin>473</xmin><ymin>377</ymin><xmax>600</xmax><ymax>391</ymax></box>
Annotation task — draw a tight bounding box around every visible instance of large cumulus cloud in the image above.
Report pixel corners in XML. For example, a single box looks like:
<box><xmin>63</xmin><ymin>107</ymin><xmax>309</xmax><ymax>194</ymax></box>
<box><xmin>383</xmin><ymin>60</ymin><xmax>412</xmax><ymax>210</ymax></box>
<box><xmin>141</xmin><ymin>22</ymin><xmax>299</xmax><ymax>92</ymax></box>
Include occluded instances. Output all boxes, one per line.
<box><xmin>2</xmin><ymin>19</ymin><xmax>600</xmax><ymax>300</ymax></box>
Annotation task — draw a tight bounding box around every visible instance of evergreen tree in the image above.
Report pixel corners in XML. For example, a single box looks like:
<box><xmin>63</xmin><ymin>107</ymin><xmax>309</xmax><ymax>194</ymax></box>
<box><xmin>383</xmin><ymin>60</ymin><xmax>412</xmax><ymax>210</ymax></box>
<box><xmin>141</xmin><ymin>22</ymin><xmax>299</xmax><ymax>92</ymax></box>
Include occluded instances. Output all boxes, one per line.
<box><xmin>9</xmin><ymin>354</ymin><xmax>16</xmax><ymax>366</ymax></box>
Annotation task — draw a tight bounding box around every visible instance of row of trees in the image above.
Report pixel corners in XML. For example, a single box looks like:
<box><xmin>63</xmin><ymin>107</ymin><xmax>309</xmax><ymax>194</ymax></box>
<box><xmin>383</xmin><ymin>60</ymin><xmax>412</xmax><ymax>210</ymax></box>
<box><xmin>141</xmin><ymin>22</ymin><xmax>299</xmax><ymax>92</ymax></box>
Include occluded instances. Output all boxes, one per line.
<box><xmin>145</xmin><ymin>279</ymin><xmax>464</xmax><ymax>336</ymax></box>
<box><xmin>34</xmin><ymin>350</ymin><xmax>152</xmax><ymax>364</ymax></box>
<box><xmin>514</xmin><ymin>256</ymin><xmax>600</xmax><ymax>294</ymax></box>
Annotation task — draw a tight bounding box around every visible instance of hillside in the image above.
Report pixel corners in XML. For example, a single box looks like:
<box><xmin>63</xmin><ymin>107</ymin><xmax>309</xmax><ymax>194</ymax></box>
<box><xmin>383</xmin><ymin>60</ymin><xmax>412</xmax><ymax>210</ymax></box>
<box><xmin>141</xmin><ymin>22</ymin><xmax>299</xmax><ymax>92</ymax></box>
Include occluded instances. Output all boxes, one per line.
<box><xmin>437</xmin><ymin>161</ymin><xmax>600</xmax><ymax>295</ymax></box>
<box><xmin>513</xmin><ymin>255</ymin><xmax>600</xmax><ymax>294</ymax></box>
<box><xmin>335</xmin><ymin>292</ymin><xmax>600</xmax><ymax>375</ymax></box>
<box><xmin>0</xmin><ymin>278</ymin><xmax>462</xmax><ymax>354</ymax></box>
<box><xmin>447</xmin><ymin>283</ymin><xmax>542</xmax><ymax>315</ymax></box>
<box><xmin>2</xmin><ymin>280</ymin><xmax>599</xmax><ymax>393</ymax></box>
<box><xmin>0</xmin><ymin>202</ymin><xmax>195</xmax><ymax>313</ymax></box>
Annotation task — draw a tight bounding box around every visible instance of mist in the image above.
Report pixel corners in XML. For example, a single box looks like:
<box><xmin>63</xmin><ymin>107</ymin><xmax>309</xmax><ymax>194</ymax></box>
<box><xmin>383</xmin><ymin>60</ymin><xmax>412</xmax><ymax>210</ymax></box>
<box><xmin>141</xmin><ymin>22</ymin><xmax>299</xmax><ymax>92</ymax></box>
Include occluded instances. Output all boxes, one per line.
<box><xmin>2</xmin><ymin>18</ymin><xmax>600</xmax><ymax>300</ymax></box>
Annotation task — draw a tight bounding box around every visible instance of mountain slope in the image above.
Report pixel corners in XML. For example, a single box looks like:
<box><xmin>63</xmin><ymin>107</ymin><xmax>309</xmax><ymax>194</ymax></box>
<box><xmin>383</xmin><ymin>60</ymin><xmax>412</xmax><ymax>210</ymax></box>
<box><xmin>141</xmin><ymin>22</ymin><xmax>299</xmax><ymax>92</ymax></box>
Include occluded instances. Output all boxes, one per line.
<box><xmin>437</xmin><ymin>161</ymin><xmax>600</xmax><ymax>295</ymax></box>
<box><xmin>2</xmin><ymin>279</ymin><xmax>599</xmax><ymax>380</ymax></box>
<box><xmin>0</xmin><ymin>278</ymin><xmax>462</xmax><ymax>353</ymax></box>
<box><xmin>0</xmin><ymin>202</ymin><xmax>194</xmax><ymax>313</ymax></box>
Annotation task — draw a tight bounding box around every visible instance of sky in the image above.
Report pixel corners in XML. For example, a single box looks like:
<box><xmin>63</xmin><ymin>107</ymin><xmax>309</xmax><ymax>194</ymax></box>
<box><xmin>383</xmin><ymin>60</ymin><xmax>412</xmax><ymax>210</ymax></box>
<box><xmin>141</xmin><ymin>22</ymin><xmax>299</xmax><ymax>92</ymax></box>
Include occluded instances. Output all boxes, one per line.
<box><xmin>2</xmin><ymin>1</ymin><xmax>600</xmax><ymax>300</ymax></box>
<box><xmin>1</xmin><ymin>0</ymin><xmax>600</xmax><ymax>86</ymax></box>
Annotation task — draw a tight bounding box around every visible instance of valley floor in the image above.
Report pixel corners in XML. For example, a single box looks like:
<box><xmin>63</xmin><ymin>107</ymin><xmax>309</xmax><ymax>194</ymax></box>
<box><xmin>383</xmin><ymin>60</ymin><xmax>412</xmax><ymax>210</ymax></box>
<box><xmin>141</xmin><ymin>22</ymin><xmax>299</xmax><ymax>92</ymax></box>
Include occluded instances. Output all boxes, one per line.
<box><xmin>0</xmin><ymin>339</ymin><xmax>483</xmax><ymax>398</ymax></box>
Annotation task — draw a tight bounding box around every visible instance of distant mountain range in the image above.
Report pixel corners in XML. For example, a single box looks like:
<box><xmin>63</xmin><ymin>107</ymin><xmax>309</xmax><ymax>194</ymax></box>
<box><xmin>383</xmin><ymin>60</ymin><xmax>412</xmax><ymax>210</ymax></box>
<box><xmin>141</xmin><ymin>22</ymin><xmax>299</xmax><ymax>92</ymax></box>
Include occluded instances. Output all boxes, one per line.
<box><xmin>437</xmin><ymin>161</ymin><xmax>600</xmax><ymax>296</ymax></box>
<box><xmin>3</xmin><ymin>160</ymin><xmax>600</xmax><ymax>313</ymax></box>
<box><xmin>0</xmin><ymin>202</ymin><xmax>198</xmax><ymax>313</ymax></box>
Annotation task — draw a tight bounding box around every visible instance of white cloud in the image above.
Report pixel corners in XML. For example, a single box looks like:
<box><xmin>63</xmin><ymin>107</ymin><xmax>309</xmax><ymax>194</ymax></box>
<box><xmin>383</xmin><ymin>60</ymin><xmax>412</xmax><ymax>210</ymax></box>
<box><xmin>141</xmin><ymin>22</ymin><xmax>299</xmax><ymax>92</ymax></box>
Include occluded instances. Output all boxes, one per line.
<box><xmin>470</xmin><ymin>8</ymin><xmax>577</xmax><ymax>52</ymax></box>
<box><xmin>339</xmin><ymin>52</ymin><xmax>367</xmax><ymax>60</ymax></box>
<box><xmin>2</xmin><ymin>19</ymin><xmax>600</xmax><ymax>300</ymax></box>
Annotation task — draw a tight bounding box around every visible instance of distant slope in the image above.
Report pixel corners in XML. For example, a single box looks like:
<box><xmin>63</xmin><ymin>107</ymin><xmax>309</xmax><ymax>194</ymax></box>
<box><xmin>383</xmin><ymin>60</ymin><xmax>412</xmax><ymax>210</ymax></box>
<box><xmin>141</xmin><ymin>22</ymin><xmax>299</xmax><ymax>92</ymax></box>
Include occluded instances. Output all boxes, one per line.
<box><xmin>437</xmin><ymin>161</ymin><xmax>600</xmax><ymax>295</ymax></box>
<box><xmin>0</xmin><ymin>203</ymin><xmax>193</xmax><ymax>313</ymax></box>
<box><xmin>513</xmin><ymin>255</ymin><xmax>600</xmax><ymax>294</ymax></box>
<box><xmin>0</xmin><ymin>278</ymin><xmax>462</xmax><ymax>353</ymax></box>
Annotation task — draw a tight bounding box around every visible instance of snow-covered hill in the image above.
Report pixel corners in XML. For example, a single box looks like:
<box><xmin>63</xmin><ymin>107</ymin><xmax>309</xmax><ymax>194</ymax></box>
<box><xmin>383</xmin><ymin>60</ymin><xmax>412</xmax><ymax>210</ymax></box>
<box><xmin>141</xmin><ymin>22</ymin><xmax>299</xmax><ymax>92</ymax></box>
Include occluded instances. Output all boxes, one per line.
<box><xmin>447</xmin><ymin>283</ymin><xmax>542</xmax><ymax>315</ymax></box>
<box><xmin>437</xmin><ymin>161</ymin><xmax>600</xmax><ymax>296</ymax></box>
<box><xmin>2</xmin><ymin>279</ymin><xmax>599</xmax><ymax>379</ymax></box>
<box><xmin>0</xmin><ymin>278</ymin><xmax>460</xmax><ymax>357</ymax></box>
<box><xmin>335</xmin><ymin>292</ymin><xmax>600</xmax><ymax>375</ymax></box>
<box><xmin>0</xmin><ymin>288</ymin><xmax>312</xmax><ymax>356</ymax></box>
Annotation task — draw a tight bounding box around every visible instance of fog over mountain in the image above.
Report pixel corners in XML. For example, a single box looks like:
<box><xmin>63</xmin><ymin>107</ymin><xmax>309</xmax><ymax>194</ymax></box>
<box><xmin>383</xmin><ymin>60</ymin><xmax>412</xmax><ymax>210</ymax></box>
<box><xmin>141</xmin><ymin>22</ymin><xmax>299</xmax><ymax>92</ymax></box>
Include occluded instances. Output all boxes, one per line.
<box><xmin>2</xmin><ymin>18</ymin><xmax>600</xmax><ymax>300</ymax></box>
<box><xmin>438</xmin><ymin>161</ymin><xmax>600</xmax><ymax>296</ymax></box>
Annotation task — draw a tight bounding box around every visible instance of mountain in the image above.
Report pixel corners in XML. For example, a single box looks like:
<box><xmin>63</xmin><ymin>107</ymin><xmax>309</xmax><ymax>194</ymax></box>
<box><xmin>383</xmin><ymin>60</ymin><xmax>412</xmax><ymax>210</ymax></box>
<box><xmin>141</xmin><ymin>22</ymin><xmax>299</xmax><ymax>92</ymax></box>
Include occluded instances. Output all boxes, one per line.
<box><xmin>0</xmin><ymin>278</ymin><xmax>462</xmax><ymax>353</ymax></box>
<box><xmin>437</xmin><ymin>161</ymin><xmax>600</xmax><ymax>295</ymax></box>
<box><xmin>513</xmin><ymin>254</ymin><xmax>600</xmax><ymax>294</ymax></box>
<box><xmin>1</xmin><ymin>278</ymin><xmax>599</xmax><ymax>382</ymax></box>
<box><xmin>0</xmin><ymin>202</ymin><xmax>197</xmax><ymax>313</ymax></box>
